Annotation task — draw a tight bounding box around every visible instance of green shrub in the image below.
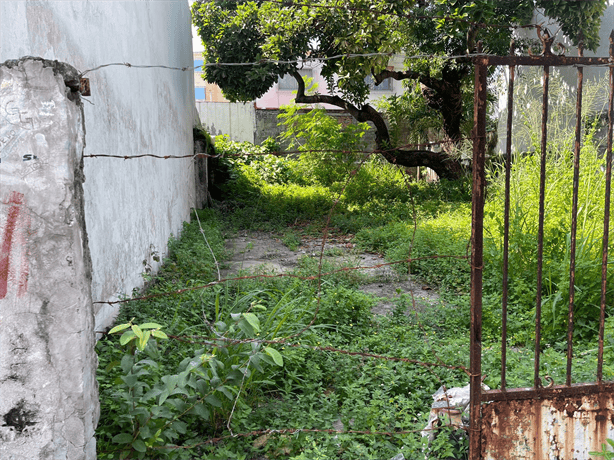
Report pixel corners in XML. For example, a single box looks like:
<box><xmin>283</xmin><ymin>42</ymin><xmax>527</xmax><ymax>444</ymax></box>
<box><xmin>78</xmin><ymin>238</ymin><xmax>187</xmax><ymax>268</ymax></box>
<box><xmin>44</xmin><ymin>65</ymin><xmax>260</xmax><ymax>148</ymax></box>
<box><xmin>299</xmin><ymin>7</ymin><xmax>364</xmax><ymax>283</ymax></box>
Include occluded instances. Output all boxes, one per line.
<box><xmin>278</xmin><ymin>104</ymin><xmax>370</xmax><ymax>187</ymax></box>
<box><xmin>484</xmin><ymin>145</ymin><xmax>614</xmax><ymax>343</ymax></box>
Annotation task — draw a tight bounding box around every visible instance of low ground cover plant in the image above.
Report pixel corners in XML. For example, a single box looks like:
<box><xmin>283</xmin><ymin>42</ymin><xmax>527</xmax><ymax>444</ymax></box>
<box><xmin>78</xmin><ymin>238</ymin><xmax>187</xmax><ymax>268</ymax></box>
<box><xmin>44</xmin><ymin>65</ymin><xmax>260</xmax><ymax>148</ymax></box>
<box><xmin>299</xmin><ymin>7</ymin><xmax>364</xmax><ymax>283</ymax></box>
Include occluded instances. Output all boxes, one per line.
<box><xmin>98</xmin><ymin>92</ymin><xmax>614</xmax><ymax>457</ymax></box>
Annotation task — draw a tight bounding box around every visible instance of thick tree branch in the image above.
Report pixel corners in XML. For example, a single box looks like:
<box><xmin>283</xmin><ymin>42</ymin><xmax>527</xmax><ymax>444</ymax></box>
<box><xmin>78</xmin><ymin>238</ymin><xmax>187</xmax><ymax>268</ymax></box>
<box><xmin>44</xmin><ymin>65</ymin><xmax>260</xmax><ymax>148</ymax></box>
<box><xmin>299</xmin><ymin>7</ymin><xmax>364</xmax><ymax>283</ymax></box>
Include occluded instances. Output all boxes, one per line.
<box><xmin>292</xmin><ymin>70</ymin><xmax>390</xmax><ymax>147</ymax></box>
<box><xmin>384</xmin><ymin>149</ymin><xmax>463</xmax><ymax>180</ymax></box>
<box><xmin>373</xmin><ymin>66</ymin><xmax>466</xmax><ymax>141</ymax></box>
<box><xmin>290</xmin><ymin>70</ymin><xmax>463</xmax><ymax>180</ymax></box>
<box><xmin>374</xmin><ymin>68</ymin><xmax>441</xmax><ymax>92</ymax></box>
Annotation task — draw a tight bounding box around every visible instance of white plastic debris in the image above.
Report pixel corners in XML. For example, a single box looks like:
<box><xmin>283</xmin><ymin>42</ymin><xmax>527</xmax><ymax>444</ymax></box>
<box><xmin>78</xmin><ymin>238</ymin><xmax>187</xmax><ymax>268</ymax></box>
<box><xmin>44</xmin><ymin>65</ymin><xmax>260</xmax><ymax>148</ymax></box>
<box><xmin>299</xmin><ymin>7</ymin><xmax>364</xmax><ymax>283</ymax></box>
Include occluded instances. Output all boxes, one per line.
<box><xmin>421</xmin><ymin>383</ymin><xmax>489</xmax><ymax>442</ymax></box>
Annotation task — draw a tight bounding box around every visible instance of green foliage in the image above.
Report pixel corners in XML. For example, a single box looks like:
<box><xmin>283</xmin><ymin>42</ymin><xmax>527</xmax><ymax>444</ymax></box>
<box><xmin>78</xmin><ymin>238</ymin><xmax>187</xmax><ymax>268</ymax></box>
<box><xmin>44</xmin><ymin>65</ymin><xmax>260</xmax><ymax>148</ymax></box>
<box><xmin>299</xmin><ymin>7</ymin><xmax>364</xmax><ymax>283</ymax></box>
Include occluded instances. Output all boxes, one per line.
<box><xmin>538</xmin><ymin>0</ymin><xmax>607</xmax><ymax>51</ymax></box>
<box><xmin>425</xmin><ymin>423</ymin><xmax>468</xmax><ymax>460</ymax></box>
<box><xmin>98</xmin><ymin>61</ymin><xmax>614</xmax><ymax>457</ymax></box>
<box><xmin>377</xmin><ymin>88</ymin><xmax>444</xmax><ymax>148</ymax></box>
<box><xmin>193</xmin><ymin>0</ymin><xmax>605</xmax><ymax>103</ymax></box>
<box><xmin>97</xmin><ymin>294</ymin><xmax>291</xmax><ymax>459</ymax></box>
<box><xmin>591</xmin><ymin>438</ymin><xmax>614</xmax><ymax>459</ymax></box>
<box><xmin>278</xmin><ymin>104</ymin><xmax>370</xmax><ymax>186</ymax></box>
<box><xmin>355</xmin><ymin>207</ymin><xmax>471</xmax><ymax>292</ymax></box>
<box><xmin>482</xmin><ymin>69</ymin><xmax>614</xmax><ymax>344</ymax></box>
<box><xmin>483</xmin><ymin>146</ymin><xmax>614</xmax><ymax>344</ymax></box>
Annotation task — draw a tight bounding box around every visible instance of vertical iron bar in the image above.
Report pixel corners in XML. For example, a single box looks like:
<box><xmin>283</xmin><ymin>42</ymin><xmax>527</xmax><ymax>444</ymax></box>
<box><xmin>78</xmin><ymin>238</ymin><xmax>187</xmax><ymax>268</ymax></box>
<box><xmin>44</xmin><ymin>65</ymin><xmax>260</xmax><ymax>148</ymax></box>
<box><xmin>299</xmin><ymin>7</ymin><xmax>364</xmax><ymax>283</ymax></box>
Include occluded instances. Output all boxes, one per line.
<box><xmin>566</xmin><ymin>45</ymin><xmax>584</xmax><ymax>386</ymax></box>
<box><xmin>598</xmin><ymin>31</ymin><xmax>614</xmax><ymax>383</ymax></box>
<box><xmin>501</xmin><ymin>61</ymin><xmax>515</xmax><ymax>392</ymax></box>
<box><xmin>469</xmin><ymin>57</ymin><xmax>487</xmax><ymax>460</ymax></box>
<box><xmin>534</xmin><ymin>65</ymin><xmax>550</xmax><ymax>389</ymax></box>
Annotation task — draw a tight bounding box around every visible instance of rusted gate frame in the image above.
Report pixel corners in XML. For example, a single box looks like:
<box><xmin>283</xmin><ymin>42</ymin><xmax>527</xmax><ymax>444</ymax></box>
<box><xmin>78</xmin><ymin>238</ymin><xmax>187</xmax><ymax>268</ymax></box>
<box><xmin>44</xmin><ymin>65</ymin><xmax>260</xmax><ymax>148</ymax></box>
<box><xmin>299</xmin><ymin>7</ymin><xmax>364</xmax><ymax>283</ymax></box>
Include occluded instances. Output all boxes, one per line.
<box><xmin>469</xmin><ymin>32</ymin><xmax>614</xmax><ymax>459</ymax></box>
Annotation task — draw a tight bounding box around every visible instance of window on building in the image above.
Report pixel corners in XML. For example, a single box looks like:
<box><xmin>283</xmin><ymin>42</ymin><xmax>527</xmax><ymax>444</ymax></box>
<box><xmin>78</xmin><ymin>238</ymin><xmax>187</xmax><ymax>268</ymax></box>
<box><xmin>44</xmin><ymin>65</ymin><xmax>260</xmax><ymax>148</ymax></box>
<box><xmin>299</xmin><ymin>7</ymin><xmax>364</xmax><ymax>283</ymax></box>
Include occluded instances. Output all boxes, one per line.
<box><xmin>194</xmin><ymin>60</ymin><xmax>204</xmax><ymax>72</ymax></box>
<box><xmin>195</xmin><ymin>87</ymin><xmax>206</xmax><ymax>100</ymax></box>
<box><xmin>365</xmin><ymin>75</ymin><xmax>391</xmax><ymax>91</ymax></box>
<box><xmin>278</xmin><ymin>69</ymin><xmax>313</xmax><ymax>90</ymax></box>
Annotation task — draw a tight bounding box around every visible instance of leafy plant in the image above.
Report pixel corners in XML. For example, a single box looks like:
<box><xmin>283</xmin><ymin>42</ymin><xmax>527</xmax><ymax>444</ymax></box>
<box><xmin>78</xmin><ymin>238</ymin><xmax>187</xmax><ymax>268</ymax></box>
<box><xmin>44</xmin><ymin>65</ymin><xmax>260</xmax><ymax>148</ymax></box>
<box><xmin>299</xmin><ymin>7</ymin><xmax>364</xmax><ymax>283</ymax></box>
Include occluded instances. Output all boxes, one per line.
<box><xmin>591</xmin><ymin>438</ymin><xmax>614</xmax><ymax>459</ymax></box>
<box><xmin>278</xmin><ymin>103</ymin><xmax>370</xmax><ymax>187</ymax></box>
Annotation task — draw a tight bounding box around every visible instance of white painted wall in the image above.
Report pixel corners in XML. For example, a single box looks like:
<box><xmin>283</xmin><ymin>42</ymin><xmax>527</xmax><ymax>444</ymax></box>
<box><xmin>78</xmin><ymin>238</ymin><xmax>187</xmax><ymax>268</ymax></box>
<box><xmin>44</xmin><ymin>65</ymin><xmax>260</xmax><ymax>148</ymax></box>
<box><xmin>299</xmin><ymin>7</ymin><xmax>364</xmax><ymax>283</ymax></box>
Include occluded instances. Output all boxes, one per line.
<box><xmin>0</xmin><ymin>1</ymin><xmax>198</xmax><ymax>331</ymax></box>
<box><xmin>196</xmin><ymin>101</ymin><xmax>256</xmax><ymax>142</ymax></box>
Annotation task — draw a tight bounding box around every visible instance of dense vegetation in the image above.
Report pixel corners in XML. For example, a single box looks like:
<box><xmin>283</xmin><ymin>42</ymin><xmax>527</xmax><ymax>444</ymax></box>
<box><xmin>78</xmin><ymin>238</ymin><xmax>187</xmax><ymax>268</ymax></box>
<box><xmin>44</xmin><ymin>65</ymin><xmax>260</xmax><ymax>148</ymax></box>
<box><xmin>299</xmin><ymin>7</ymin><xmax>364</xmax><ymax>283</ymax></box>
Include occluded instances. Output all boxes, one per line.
<box><xmin>96</xmin><ymin>73</ymin><xmax>614</xmax><ymax>459</ymax></box>
<box><xmin>192</xmin><ymin>0</ymin><xmax>607</xmax><ymax>178</ymax></box>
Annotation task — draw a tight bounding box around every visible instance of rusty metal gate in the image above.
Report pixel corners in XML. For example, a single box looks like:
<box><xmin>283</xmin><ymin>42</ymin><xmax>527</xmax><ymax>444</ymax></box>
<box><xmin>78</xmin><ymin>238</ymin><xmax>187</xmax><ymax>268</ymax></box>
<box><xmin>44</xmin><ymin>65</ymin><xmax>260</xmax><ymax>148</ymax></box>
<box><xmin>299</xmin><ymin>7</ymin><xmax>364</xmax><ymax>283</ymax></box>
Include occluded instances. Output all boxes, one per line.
<box><xmin>469</xmin><ymin>29</ymin><xmax>614</xmax><ymax>459</ymax></box>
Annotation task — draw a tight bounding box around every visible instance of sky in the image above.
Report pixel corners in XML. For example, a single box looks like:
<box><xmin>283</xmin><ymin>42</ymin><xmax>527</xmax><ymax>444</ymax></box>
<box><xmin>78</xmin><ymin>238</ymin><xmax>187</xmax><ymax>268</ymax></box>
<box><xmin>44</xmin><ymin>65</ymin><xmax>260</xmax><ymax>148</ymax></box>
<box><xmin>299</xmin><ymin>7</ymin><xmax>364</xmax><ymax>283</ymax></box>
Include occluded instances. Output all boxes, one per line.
<box><xmin>189</xmin><ymin>1</ymin><xmax>204</xmax><ymax>53</ymax></box>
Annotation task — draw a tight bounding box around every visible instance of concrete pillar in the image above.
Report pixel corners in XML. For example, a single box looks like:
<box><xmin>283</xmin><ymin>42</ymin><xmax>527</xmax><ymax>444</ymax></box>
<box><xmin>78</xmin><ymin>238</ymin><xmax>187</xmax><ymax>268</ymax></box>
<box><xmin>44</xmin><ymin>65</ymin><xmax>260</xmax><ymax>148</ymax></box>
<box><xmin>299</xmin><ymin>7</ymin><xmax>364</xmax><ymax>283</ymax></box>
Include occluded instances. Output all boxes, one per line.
<box><xmin>0</xmin><ymin>58</ymin><xmax>98</xmax><ymax>459</ymax></box>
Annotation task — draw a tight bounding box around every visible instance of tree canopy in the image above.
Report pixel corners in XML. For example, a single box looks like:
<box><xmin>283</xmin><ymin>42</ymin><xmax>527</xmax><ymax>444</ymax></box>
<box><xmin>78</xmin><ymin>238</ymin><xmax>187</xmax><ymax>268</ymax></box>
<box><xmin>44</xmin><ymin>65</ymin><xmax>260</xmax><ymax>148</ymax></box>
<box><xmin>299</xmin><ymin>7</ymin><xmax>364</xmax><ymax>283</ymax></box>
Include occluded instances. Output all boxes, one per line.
<box><xmin>192</xmin><ymin>0</ymin><xmax>608</xmax><ymax>179</ymax></box>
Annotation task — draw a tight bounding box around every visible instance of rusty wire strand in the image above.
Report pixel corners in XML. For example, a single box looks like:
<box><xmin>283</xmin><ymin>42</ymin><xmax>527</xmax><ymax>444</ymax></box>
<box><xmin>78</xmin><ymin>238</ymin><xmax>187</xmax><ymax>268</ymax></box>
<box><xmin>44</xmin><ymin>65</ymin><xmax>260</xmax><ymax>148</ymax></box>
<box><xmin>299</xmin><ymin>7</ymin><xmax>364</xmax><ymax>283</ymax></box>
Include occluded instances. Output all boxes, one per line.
<box><xmin>92</xmin><ymin>254</ymin><xmax>468</xmax><ymax>306</ymax></box>
<box><xmin>82</xmin><ymin>134</ymin><xmax>483</xmax><ymax>160</ymax></box>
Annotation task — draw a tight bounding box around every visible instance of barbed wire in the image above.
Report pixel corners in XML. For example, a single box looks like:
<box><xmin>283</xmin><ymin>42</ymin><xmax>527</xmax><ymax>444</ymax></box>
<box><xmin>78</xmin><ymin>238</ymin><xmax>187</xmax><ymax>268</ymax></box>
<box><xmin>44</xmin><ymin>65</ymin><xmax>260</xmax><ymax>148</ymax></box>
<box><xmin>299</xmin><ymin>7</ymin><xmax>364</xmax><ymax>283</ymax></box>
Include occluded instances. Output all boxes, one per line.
<box><xmin>94</xmin><ymin>127</ymin><xmax>474</xmax><ymax>457</ymax></box>
<box><xmin>78</xmin><ymin>52</ymin><xmax>490</xmax><ymax>77</ymax></box>
<box><xmin>92</xmin><ymin>254</ymin><xmax>468</xmax><ymax>306</ymax></box>
<box><xmin>160</xmin><ymin>334</ymin><xmax>469</xmax><ymax>372</ymax></box>
<box><xmin>82</xmin><ymin>135</ymin><xmax>480</xmax><ymax>160</ymax></box>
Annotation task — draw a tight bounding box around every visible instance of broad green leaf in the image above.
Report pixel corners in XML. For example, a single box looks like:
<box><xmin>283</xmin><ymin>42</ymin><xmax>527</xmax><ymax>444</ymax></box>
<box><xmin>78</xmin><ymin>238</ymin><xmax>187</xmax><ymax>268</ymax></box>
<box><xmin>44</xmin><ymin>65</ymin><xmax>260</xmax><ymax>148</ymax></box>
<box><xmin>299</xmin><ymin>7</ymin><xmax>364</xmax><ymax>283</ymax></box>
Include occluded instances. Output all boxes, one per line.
<box><xmin>131</xmin><ymin>324</ymin><xmax>143</xmax><ymax>340</ymax></box>
<box><xmin>172</xmin><ymin>420</ymin><xmax>188</xmax><ymax>434</ymax></box>
<box><xmin>121</xmin><ymin>374</ymin><xmax>139</xmax><ymax>388</ymax></box>
<box><xmin>137</xmin><ymin>330</ymin><xmax>151</xmax><ymax>351</ymax></box>
<box><xmin>242</xmin><ymin>313</ymin><xmax>260</xmax><ymax>332</ymax></box>
<box><xmin>205</xmin><ymin>394</ymin><xmax>222</xmax><ymax>407</ymax></box>
<box><xmin>131</xmin><ymin>439</ymin><xmax>147</xmax><ymax>453</ymax></box>
<box><xmin>162</xmin><ymin>374</ymin><xmax>179</xmax><ymax>390</ymax></box>
<box><xmin>119</xmin><ymin>331</ymin><xmax>136</xmax><ymax>346</ymax></box>
<box><xmin>112</xmin><ymin>432</ymin><xmax>133</xmax><ymax>444</ymax></box>
<box><xmin>151</xmin><ymin>330</ymin><xmax>168</xmax><ymax>340</ymax></box>
<box><xmin>108</xmin><ymin>323</ymin><xmax>131</xmax><ymax>334</ymax></box>
<box><xmin>139</xmin><ymin>323</ymin><xmax>163</xmax><ymax>329</ymax></box>
<box><xmin>190</xmin><ymin>403</ymin><xmax>210</xmax><ymax>420</ymax></box>
<box><xmin>120</xmin><ymin>355</ymin><xmax>135</xmax><ymax>373</ymax></box>
<box><xmin>217</xmin><ymin>385</ymin><xmax>235</xmax><ymax>400</ymax></box>
<box><xmin>142</xmin><ymin>387</ymin><xmax>163</xmax><ymax>401</ymax></box>
<box><xmin>264</xmin><ymin>346</ymin><xmax>284</xmax><ymax>366</ymax></box>
<box><xmin>158</xmin><ymin>388</ymin><xmax>170</xmax><ymax>406</ymax></box>
<box><xmin>237</xmin><ymin>320</ymin><xmax>254</xmax><ymax>337</ymax></box>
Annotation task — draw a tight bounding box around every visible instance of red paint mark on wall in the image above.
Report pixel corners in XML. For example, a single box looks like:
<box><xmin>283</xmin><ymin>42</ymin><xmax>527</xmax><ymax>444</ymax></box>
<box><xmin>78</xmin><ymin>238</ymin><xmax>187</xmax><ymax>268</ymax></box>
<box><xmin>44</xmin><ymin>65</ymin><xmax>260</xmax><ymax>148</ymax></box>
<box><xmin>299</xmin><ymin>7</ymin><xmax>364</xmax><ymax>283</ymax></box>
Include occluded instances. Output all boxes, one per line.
<box><xmin>0</xmin><ymin>191</ymin><xmax>27</xmax><ymax>299</ymax></box>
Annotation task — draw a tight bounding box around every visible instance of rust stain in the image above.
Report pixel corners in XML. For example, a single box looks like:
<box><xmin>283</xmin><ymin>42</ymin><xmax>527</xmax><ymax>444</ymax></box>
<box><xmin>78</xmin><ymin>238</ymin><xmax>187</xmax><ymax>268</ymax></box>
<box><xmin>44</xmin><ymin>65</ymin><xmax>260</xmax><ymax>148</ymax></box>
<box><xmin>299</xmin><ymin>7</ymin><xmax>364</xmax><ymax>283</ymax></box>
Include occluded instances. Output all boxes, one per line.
<box><xmin>482</xmin><ymin>388</ymin><xmax>614</xmax><ymax>459</ymax></box>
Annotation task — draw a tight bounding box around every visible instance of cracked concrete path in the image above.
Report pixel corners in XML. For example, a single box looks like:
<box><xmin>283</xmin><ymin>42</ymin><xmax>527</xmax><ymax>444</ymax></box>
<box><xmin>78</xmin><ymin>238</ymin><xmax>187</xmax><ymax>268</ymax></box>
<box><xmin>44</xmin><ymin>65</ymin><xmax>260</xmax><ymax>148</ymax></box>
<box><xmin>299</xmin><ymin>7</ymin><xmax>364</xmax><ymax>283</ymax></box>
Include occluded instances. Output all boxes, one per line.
<box><xmin>221</xmin><ymin>231</ymin><xmax>440</xmax><ymax>315</ymax></box>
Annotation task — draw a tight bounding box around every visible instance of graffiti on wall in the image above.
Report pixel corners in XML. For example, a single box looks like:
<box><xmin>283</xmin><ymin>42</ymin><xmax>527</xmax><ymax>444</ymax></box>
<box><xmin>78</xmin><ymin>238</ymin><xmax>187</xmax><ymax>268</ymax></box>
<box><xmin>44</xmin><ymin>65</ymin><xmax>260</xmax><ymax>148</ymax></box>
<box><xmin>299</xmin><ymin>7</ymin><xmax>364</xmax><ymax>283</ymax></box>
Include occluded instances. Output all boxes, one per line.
<box><xmin>0</xmin><ymin>77</ymin><xmax>55</xmax><ymax>164</ymax></box>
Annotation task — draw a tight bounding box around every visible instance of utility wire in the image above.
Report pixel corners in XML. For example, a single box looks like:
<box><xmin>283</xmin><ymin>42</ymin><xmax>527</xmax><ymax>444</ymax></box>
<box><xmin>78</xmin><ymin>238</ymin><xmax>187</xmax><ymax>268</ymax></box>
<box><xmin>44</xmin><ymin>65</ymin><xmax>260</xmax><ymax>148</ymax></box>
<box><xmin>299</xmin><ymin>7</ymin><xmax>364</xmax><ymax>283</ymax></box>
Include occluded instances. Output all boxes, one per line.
<box><xmin>79</xmin><ymin>52</ymin><xmax>492</xmax><ymax>77</ymax></box>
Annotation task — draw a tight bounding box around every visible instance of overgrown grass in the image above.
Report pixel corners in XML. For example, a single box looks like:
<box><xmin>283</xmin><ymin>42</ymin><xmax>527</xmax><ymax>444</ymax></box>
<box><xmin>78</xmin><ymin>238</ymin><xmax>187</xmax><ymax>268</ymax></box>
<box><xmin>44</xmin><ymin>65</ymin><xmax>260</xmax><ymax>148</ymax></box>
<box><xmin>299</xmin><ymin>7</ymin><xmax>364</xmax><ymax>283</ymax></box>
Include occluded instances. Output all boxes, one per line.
<box><xmin>97</xmin><ymin>98</ymin><xmax>614</xmax><ymax>457</ymax></box>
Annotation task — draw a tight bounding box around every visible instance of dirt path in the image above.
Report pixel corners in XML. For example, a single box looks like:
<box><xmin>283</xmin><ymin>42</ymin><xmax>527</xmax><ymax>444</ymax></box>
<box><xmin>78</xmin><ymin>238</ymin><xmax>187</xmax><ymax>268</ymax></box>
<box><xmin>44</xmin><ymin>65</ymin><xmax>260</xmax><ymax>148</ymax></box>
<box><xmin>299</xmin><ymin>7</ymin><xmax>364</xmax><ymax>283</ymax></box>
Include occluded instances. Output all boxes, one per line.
<box><xmin>221</xmin><ymin>231</ymin><xmax>439</xmax><ymax>315</ymax></box>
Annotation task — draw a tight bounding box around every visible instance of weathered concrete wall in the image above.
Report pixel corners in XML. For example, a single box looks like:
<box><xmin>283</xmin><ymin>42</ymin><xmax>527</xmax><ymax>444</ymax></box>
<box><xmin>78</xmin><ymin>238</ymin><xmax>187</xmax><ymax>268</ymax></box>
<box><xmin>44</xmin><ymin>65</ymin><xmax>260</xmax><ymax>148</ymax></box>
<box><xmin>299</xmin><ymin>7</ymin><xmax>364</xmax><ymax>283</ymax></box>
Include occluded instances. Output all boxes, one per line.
<box><xmin>0</xmin><ymin>59</ymin><xmax>97</xmax><ymax>459</ymax></box>
<box><xmin>0</xmin><ymin>1</ymin><xmax>197</xmax><ymax>331</ymax></box>
<box><xmin>196</xmin><ymin>101</ymin><xmax>256</xmax><ymax>142</ymax></box>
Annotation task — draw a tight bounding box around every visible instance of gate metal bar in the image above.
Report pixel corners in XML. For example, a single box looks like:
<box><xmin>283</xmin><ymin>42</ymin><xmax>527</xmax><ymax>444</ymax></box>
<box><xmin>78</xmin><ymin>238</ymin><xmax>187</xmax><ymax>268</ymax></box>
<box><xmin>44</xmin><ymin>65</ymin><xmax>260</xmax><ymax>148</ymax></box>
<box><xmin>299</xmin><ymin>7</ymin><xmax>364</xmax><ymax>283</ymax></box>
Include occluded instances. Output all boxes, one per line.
<box><xmin>567</xmin><ymin>44</ymin><xmax>584</xmax><ymax>387</ymax></box>
<box><xmin>599</xmin><ymin>35</ymin><xmax>614</xmax><ymax>384</ymax></box>
<box><xmin>470</xmin><ymin>30</ymin><xmax>614</xmax><ymax>459</ymax></box>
